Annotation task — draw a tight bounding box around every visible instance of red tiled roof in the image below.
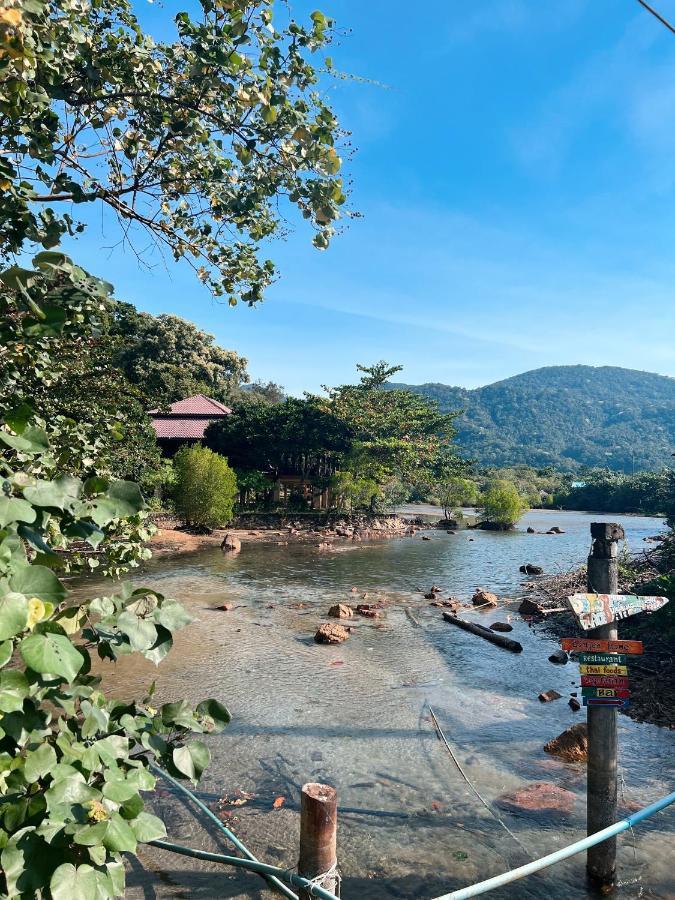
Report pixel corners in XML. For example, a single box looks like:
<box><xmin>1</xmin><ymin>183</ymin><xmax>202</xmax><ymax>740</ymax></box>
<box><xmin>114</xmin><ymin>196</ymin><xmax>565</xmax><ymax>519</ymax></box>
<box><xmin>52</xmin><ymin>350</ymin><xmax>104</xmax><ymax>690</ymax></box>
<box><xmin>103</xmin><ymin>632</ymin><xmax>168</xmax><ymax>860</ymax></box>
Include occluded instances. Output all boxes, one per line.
<box><xmin>150</xmin><ymin>394</ymin><xmax>231</xmax><ymax>441</ymax></box>
<box><xmin>148</xmin><ymin>394</ymin><xmax>232</xmax><ymax>415</ymax></box>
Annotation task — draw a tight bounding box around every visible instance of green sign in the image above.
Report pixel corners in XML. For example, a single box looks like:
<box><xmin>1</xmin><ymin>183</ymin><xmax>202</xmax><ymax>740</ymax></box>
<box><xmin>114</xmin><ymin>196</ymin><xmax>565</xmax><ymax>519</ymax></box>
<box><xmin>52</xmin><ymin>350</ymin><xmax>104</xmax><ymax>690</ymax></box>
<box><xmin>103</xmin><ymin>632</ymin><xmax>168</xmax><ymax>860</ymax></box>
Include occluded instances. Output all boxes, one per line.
<box><xmin>576</xmin><ymin>652</ymin><xmax>627</xmax><ymax>665</ymax></box>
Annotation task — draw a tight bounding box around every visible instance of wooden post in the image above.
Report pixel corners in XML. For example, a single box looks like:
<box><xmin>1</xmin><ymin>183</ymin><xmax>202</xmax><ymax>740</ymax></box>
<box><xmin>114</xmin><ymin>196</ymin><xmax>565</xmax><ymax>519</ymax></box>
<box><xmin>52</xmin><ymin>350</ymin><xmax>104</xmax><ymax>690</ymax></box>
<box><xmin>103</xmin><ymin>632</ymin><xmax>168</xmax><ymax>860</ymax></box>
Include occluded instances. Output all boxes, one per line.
<box><xmin>586</xmin><ymin>522</ymin><xmax>624</xmax><ymax>890</ymax></box>
<box><xmin>298</xmin><ymin>782</ymin><xmax>338</xmax><ymax>899</ymax></box>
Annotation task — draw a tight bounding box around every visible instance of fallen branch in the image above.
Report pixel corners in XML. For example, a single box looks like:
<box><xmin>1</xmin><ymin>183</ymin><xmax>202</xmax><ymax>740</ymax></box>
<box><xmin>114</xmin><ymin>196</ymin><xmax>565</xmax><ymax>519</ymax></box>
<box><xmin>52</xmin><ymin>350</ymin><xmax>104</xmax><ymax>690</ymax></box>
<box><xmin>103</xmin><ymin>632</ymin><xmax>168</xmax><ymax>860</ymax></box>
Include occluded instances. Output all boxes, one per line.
<box><xmin>442</xmin><ymin>613</ymin><xmax>523</xmax><ymax>652</ymax></box>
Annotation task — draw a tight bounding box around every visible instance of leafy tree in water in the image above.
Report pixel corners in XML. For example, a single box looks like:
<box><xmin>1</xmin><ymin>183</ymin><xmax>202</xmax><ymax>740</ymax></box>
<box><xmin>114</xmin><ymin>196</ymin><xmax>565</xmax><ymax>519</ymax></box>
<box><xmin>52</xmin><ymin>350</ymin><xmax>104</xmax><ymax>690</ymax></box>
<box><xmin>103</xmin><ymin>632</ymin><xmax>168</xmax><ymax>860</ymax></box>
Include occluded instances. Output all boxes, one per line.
<box><xmin>437</xmin><ymin>477</ymin><xmax>479</xmax><ymax>520</ymax></box>
<box><xmin>480</xmin><ymin>479</ymin><xmax>529</xmax><ymax>529</ymax></box>
<box><xmin>109</xmin><ymin>303</ymin><xmax>249</xmax><ymax>409</ymax></box>
<box><xmin>173</xmin><ymin>445</ymin><xmax>237</xmax><ymax>529</ymax></box>
<box><xmin>0</xmin><ymin>0</ymin><xmax>347</xmax><ymax>303</ymax></box>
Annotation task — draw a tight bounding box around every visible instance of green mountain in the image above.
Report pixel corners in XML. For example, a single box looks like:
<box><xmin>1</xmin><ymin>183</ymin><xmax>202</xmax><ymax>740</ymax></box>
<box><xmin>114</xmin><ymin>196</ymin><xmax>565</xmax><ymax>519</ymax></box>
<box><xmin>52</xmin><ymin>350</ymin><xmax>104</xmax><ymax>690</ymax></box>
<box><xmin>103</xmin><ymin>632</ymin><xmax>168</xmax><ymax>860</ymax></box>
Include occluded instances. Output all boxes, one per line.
<box><xmin>390</xmin><ymin>365</ymin><xmax>675</xmax><ymax>472</ymax></box>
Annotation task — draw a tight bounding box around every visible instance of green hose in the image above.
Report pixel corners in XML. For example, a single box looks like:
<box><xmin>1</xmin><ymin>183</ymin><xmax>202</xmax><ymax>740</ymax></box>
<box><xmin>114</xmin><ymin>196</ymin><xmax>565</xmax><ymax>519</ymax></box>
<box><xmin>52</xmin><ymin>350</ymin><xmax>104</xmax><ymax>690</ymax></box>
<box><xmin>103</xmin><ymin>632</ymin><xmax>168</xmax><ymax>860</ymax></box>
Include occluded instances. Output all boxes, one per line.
<box><xmin>148</xmin><ymin>762</ymin><xmax>297</xmax><ymax>899</ymax></box>
<box><xmin>149</xmin><ymin>838</ymin><xmax>339</xmax><ymax>900</ymax></box>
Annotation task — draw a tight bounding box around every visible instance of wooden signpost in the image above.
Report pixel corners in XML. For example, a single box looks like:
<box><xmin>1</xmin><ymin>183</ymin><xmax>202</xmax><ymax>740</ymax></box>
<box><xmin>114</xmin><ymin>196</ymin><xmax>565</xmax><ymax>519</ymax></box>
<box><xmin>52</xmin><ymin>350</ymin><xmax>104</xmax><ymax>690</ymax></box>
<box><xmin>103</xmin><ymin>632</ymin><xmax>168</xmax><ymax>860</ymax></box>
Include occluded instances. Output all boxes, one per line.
<box><xmin>561</xmin><ymin>522</ymin><xmax>669</xmax><ymax>891</ymax></box>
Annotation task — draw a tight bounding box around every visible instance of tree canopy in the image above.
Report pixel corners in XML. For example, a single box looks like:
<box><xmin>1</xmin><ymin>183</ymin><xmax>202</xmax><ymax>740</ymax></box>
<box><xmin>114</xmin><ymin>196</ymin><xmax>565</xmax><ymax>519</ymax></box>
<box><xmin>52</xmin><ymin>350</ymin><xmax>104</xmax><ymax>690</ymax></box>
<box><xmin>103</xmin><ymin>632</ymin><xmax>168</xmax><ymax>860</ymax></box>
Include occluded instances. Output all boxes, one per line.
<box><xmin>480</xmin><ymin>479</ymin><xmax>529</xmax><ymax>528</ymax></box>
<box><xmin>1</xmin><ymin>0</ymin><xmax>347</xmax><ymax>302</ymax></box>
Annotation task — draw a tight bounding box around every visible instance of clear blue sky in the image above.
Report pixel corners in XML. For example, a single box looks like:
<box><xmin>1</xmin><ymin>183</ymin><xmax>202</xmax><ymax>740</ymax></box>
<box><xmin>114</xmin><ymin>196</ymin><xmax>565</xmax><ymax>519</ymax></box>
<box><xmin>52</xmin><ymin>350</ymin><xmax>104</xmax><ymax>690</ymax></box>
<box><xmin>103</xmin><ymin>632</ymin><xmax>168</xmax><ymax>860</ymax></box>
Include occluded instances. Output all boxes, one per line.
<box><xmin>67</xmin><ymin>0</ymin><xmax>675</xmax><ymax>394</ymax></box>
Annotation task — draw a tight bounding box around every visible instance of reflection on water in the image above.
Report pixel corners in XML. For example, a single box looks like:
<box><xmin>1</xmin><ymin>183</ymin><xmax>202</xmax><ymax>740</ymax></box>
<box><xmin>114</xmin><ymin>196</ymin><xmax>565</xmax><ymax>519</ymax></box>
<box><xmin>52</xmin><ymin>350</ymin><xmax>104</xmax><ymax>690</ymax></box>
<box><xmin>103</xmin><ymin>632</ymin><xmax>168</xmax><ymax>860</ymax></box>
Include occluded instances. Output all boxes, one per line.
<box><xmin>79</xmin><ymin>511</ymin><xmax>674</xmax><ymax>899</ymax></box>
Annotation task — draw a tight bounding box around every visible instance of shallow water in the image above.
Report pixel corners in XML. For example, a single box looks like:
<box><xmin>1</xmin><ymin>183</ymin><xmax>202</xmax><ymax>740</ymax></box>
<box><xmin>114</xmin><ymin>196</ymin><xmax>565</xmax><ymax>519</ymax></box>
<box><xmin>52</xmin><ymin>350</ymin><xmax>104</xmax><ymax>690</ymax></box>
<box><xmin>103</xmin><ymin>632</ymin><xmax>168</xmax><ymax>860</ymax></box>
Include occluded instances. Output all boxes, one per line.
<box><xmin>81</xmin><ymin>510</ymin><xmax>674</xmax><ymax>899</ymax></box>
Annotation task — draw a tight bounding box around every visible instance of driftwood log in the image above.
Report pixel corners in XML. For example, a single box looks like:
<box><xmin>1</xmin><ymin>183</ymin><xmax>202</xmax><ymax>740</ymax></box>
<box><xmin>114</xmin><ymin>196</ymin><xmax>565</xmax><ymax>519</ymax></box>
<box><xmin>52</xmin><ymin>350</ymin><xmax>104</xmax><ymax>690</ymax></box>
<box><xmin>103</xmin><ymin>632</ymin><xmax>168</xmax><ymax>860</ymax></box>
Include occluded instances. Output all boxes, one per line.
<box><xmin>442</xmin><ymin>613</ymin><xmax>523</xmax><ymax>653</ymax></box>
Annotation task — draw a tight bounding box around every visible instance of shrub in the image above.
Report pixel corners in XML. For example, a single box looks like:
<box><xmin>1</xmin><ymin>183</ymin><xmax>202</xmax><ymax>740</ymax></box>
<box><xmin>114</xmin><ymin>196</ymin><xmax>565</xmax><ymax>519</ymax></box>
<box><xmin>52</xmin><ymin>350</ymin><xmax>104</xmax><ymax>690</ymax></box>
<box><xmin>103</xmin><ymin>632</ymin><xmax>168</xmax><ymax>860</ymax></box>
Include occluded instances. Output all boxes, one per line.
<box><xmin>173</xmin><ymin>445</ymin><xmax>237</xmax><ymax>529</ymax></box>
<box><xmin>480</xmin><ymin>479</ymin><xmax>529</xmax><ymax>528</ymax></box>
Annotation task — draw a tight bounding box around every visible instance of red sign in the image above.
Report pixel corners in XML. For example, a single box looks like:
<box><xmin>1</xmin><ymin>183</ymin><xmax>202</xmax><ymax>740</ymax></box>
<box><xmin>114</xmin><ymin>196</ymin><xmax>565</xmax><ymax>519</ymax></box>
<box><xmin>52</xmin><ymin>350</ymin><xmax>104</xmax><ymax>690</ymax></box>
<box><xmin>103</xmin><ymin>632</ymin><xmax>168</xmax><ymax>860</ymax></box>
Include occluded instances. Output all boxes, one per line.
<box><xmin>581</xmin><ymin>675</ymin><xmax>630</xmax><ymax>689</ymax></box>
<box><xmin>562</xmin><ymin>638</ymin><xmax>643</xmax><ymax>655</ymax></box>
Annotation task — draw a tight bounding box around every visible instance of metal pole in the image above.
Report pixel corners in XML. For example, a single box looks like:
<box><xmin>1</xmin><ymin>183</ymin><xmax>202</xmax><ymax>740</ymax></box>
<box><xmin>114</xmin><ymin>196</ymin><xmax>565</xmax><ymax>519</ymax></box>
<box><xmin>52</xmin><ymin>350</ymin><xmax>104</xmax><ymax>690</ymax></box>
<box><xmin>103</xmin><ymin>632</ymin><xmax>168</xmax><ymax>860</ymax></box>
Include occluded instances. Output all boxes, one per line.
<box><xmin>585</xmin><ymin>521</ymin><xmax>624</xmax><ymax>890</ymax></box>
<box><xmin>298</xmin><ymin>782</ymin><xmax>338</xmax><ymax>899</ymax></box>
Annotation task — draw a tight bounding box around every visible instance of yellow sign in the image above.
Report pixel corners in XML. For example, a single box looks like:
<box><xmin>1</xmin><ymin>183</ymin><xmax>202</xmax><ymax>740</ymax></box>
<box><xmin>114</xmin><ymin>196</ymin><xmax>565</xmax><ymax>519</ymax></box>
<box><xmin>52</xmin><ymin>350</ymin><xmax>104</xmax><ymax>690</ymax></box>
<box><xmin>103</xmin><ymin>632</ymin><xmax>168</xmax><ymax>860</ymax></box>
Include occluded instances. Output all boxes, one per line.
<box><xmin>579</xmin><ymin>664</ymin><xmax>628</xmax><ymax>676</ymax></box>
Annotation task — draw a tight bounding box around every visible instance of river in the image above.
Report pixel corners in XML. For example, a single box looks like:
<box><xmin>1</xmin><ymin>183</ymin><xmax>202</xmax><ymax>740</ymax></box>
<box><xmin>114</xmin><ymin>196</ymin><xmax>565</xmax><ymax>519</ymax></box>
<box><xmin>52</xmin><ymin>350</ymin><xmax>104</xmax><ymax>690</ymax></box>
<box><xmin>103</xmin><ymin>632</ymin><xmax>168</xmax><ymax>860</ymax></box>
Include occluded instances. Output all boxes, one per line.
<box><xmin>82</xmin><ymin>510</ymin><xmax>674</xmax><ymax>899</ymax></box>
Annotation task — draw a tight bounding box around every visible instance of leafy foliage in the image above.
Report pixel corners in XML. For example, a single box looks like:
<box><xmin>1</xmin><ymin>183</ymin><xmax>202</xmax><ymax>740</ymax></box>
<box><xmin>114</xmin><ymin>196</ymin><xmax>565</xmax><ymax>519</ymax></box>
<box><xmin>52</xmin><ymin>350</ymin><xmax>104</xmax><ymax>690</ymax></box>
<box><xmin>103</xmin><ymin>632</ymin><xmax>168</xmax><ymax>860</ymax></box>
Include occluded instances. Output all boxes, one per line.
<box><xmin>173</xmin><ymin>446</ymin><xmax>237</xmax><ymax>529</ymax></box>
<box><xmin>391</xmin><ymin>365</ymin><xmax>675</xmax><ymax>472</ymax></box>
<box><xmin>0</xmin><ymin>0</ymin><xmax>347</xmax><ymax>302</ymax></box>
<box><xmin>479</xmin><ymin>479</ymin><xmax>529</xmax><ymax>528</ymax></box>
<box><xmin>556</xmin><ymin>468</ymin><xmax>674</xmax><ymax>516</ymax></box>
<box><xmin>436</xmin><ymin>477</ymin><xmax>479</xmax><ymax>519</ymax></box>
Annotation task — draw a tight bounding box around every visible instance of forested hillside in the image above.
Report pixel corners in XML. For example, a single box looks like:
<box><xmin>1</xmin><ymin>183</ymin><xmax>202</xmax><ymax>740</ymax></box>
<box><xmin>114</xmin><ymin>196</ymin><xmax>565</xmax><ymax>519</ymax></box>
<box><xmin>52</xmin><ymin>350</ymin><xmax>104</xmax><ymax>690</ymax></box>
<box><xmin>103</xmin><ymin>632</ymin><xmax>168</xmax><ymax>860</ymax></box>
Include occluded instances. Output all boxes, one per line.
<box><xmin>390</xmin><ymin>366</ymin><xmax>675</xmax><ymax>471</ymax></box>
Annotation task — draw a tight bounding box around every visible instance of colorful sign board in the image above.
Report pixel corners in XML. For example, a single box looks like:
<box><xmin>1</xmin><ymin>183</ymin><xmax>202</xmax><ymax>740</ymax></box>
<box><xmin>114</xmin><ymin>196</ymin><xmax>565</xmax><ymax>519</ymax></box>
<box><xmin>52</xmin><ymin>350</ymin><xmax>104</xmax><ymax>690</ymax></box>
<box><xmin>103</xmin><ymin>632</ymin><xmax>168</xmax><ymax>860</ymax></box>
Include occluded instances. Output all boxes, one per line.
<box><xmin>581</xmin><ymin>674</ymin><xmax>630</xmax><ymax>689</ymax></box>
<box><xmin>567</xmin><ymin>593</ymin><xmax>668</xmax><ymax>630</ymax></box>
<box><xmin>583</xmin><ymin>697</ymin><xmax>629</xmax><ymax>708</ymax></box>
<box><xmin>579</xmin><ymin>664</ymin><xmax>628</xmax><ymax>676</ymax></box>
<box><xmin>576</xmin><ymin>652</ymin><xmax>627</xmax><ymax>666</ymax></box>
<box><xmin>561</xmin><ymin>638</ymin><xmax>643</xmax><ymax>654</ymax></box>
<box><xmin>581</xmin><ymin>687</ymin><xmax>631</xmax><ymax>699</ymax></box>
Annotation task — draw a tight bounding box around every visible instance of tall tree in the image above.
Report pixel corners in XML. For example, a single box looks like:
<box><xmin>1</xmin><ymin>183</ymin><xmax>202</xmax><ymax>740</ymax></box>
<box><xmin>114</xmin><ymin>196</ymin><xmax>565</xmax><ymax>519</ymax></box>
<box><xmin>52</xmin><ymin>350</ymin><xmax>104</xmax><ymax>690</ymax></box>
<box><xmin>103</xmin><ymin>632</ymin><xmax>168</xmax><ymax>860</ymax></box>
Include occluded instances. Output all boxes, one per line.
<box><xmin>109</xmin><ymin>302</ymin><xmax>249</xmax><ymax>408</ymax></box>
<box><xmin>1</xmin><ymin>0</ymin><xmax>347</xmax><ymax>302</ymax></box>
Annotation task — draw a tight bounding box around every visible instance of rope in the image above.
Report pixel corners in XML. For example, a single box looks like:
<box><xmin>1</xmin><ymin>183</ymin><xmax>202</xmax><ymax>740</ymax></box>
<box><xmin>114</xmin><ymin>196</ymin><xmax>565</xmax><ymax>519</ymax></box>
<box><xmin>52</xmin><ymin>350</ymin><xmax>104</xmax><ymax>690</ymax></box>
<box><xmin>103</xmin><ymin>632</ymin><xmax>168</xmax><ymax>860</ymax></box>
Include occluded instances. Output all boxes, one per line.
<box><xmin>427</xmin><ymin>706</ymin><xmax>533</xmax><ymax>859</ymax></box>
<box><xmin>306</xmin><ymin>860</ymin><xmax>341</xmax><ymax>897</ymax></box>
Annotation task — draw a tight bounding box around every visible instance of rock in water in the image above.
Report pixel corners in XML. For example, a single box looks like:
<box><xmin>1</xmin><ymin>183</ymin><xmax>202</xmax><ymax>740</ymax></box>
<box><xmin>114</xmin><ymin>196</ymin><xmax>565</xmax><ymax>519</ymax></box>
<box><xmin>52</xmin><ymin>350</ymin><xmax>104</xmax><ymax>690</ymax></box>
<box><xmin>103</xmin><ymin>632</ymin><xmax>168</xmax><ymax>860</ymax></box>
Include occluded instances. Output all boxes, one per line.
<box><xmin>518</xmin><ymin>598</ymin><xmax>545</xmax><ymax>616</ymax></box>
<box><xmin>568</xmin><ymin>697</ymin><xmax>581</xmax><ymax>712</ymax></box>
<box><xmin>544</xmin><ymin>723</ymin><xmax>588</xmax><ymax>762</ymax></box>
<box><xmin>490</xmin><ymin>621</ymin><xmax>513</xmax><ymax>632</ymax></box>
<box><xmin>220</xmin><ymin>533</ymin><xmax>241</xmax><ymax>553</ymax></box>
<box><xmin>315</xmin><ymin>623</ymin><xmax>350</xmax><ymax>644</ymax></box>
<box><xmin>519</xmin><ymin>563</ymin><xmax>543</xmax><ymax>575</ymax></box>
<box><xmin>548</xmin><ymin>649</ymin><xmax>568</xmax><ymax>665</ymax></box>
<box><xmin>472</xmin><ymin>589</ymin><xmax>499</xmax><ymax>607</ymax></box>
<box><xmin>526</xmin><ymin>526</ymin><xmax>536</xmax><ymax>533</ymax></box>
<box><xmin>497</xmin><ymin>783</ymin><xmax>575</xmax><ymax>815</ymax></box>
<box><xmin>538</xmin><ymin>689</ymin><xmax>563</xmax><ymax>703</ymax></box>
<box><xmin>356</xmin><ymin>603</ymin><xmax>382</xmax><ymax>618</ymax></box>
<box><xmin>328</xmin><ymin>603</ymin><xmax>353</xmax><ymax>619</ymax></box>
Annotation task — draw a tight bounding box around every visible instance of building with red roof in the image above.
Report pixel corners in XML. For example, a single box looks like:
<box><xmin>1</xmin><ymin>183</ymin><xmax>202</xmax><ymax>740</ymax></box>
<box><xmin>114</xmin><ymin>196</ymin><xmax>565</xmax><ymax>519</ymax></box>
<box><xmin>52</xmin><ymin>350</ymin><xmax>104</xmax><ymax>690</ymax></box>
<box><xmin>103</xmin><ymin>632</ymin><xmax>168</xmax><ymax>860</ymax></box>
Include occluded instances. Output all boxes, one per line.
<box><xmin>149</xmin><ymin>394</ymin><xmax>232</xmax><ymax>454</ymax></box>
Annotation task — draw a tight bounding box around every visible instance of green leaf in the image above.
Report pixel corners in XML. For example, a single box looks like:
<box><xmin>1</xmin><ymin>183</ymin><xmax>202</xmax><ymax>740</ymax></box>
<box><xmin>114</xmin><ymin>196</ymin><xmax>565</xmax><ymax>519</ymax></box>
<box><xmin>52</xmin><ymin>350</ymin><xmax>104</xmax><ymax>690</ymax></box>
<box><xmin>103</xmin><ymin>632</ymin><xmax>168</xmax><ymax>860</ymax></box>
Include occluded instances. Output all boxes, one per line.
<box><xmin>73</xmin><ymin>821</ymin><xmax>108</xmax><ymax>846</ymax></box>
<box><xmin>0</xmin><ymin>669</ymin><xmax>29</xmax><ymax>712</ymax></box>
<box><xmin>10</xmin><ymin>564</ymin><xmax>67</xmax><ymax>603</ymax></box>
<box><xmin>50</xmin><ymin>862</ymin><xmax>114</xmax><ymax>900</ymax></box>
<box><xmin>90</xmin><ymin>481</ymin><xmax>145</xmax><ymax>526</ymax></box>
<box><xmin>23</xmin><ymin>476</ymin><xmax>82</xmax><ymax>511</ymax></box>
<box><xmin>0</xmin><ymin>591</ymin><xmax>29</xmax><ymax>639</ymax></box>
<box><xmin>129</xmin><ymin>811</ymin><xmax>166</xmax><ymax>843</ymax></box>
<box><xmin>117</xmin><ymin>611</ymin><xmax>157</xmax><ymax>652</ymax></box>
<box><xmin>0</xmin><ymin>640</ymin><xmax>12</xmax><ymax>668</ymax></box>
<box><xmin>172</xmin><ymin>741</ymin><xmax>210</xmax><ymax>784</ymax></box>
<box><xmin>155</xmin><ymin>600</ymin><xmax>192</xmax><ymax>631</ymax></box>
<box><xmin>101</xmin><ymin>812</ymin><xmax>137</xmax><ymax>853</ymax></box>
<box><xmin>0</xmin><ymin>496</ymin><xmax>36</xmax><ymax>528</ymax></box>
<box><xmin>0</xmin><ymin>426</ymin><xmax>49</xmax><ymax>454</ymax></box>
<box><xmin>45</xmin><ymin>772</ymin><xmax>98</xmax><ymax>811</ymax></box>
<box><xmin>2</xmin><ymin>827</ymin><xmax>59</xmax><ymax>895</ymax></box>
<box><xmin>196</xmin><ymin>698</ymin><xmax>231</xmax><ymax>731</ymax></box>
<box><xmin>20</xmin><ymin>632</ymin><xmax>84</xmax><ymax>681</ymax></box>
<box><xmin>102</xmin><ymin>780</ymin><xmax>138</xmax><ymax>803</ymax></box>
<box><xmin>3</xmin><ymin>403</ymin><xmax>35</xmax><ymax>434</ymax></box>
<box><xmin>144</xmin><ymin>624</ymin><xmax>172</xmax><ymax>665</ymax></box>
<box><xmin>24</xmin><ymin>743</ymin><xmax>57</xmax><ymax>783</ymax></box>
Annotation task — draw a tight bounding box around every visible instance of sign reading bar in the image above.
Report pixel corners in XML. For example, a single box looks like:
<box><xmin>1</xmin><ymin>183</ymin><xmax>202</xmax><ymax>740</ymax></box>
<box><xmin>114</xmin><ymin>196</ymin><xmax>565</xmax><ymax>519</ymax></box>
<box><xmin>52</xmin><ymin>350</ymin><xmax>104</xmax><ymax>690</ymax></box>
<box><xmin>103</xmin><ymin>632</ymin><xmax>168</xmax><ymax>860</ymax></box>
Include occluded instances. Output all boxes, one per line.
<box><xmin>581</xmin><ymin>674</ymin><xmax>630</xmax><ymax>689</ymax></box>
<box><xmin>579</xmin><ymin>663</ymin><xmax>628</xmax><ymax>676</ymax></box>
<box><xmin>561</xmin><ymin>637</ymin><xmax>643</xmax><ymax>654</ymax></box>
<box><xmin>583</xmin><ymin>697</ymin><xmax>629</xmax><ymax>708</ymax></box>
<box><xmin>576</xmin><ymin>652</ymin><xmax>627</xmax><ymax>666</ymax></box>
<box><xmin>582</xmin><ymin>687</ymin><xmax>631</xmax><ymax>699</ymax></box>
<box><xmin>567</xmin><ymin>593</ymin><xmax>668</xmax><ymax>630</ymax></box>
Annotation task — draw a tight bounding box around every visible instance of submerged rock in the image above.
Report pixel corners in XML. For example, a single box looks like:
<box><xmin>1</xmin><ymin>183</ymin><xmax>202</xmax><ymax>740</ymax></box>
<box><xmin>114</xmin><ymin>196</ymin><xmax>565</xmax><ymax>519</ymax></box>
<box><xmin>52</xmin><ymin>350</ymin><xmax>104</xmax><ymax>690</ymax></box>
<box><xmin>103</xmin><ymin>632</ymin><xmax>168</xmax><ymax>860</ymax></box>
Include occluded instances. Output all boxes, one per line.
<box><xmin>315</xmin><ymin>623</ymin><xmax>350</xmax><ymax>644</ymax></box>
<box><xmin>526</xmin><ymin>526</ymin><xmax>536</xmax><ymax>533</ymax></box>
<box><xmin>569</xmin><ymin>697</ymin><xmax>581</xmax><ymax>712</ymax></box>
<box><xmin>356</xmin><ymin>603</ymin><xmax>383</xmax><ymax>618</ymax></box>
<box><xmin>518</xmin><ymin>598</ymin><xmax>545</xmax><ymax>616</ymax></box>
<box><xmin>490</xmin><ymin>621</ymin><xmax>513</xmax><ymax>632</ymax></box>
<box><xmin>544</xmin><ymin>723</ymin><xmax>588</xmax><ymax>762</ymax></box>
<box><xmin>328</xmin><ymin>603</ymin><xmax>353</xmax><ymax>619</ymax></box>
<box><xmin>220</xmin><ymin>533</ymin><xmax>241</xmax><ymax>553</ymax></box>
<box><xmin>497</xmin><ymin>782</ymin><xmax>575</xmax><ymax>815</ymax></box>
<box><xmin>538</xmin><ymin>689</ymin><xmax>563</xmax><ymax>703</ymax></box>
<box><xmin>548</xmin><ymin>649</ymin><xmax>568</xmax><ymax>665</ymax></box>
<box><xmin>519</xmin><ymin>563</ymin><xmax>543</xmax><ymax>575</ymax></box>
<box><xmin>472</xmin><ymin>589</ymin><xmax>499</xmax><ymax>607</ymax></box>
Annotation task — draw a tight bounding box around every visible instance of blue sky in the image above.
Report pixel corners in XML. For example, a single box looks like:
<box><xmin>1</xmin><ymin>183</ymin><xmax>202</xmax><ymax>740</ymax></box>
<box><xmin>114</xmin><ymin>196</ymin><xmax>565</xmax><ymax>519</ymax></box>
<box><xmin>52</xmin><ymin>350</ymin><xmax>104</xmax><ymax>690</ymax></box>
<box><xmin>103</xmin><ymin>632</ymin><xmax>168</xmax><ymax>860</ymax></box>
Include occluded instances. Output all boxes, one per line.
<box><xmin>67</xmin><ymin>0</ymin><xmax>675</xmax><ymax>394</ymax></box>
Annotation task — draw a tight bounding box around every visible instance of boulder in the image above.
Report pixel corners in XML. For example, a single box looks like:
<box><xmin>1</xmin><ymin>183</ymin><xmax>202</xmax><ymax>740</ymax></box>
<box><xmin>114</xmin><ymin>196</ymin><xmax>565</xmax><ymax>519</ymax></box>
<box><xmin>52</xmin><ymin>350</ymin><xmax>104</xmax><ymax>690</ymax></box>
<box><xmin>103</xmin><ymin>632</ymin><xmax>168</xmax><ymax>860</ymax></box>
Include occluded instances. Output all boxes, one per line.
<box><xmin>526</xmin><ymin>527</ymin><xmax>536</xmax><ymax>534</ymax></box>
<box><xmin>215</xmin><ymin>603</ymin><xmax>234</xmax><ymax>611</ymax></box>
<box><xmin>328</xmin><ymin>603</ymin><xmax>354</xmax><ymax>619</ymax></box>
<box><xmin>548</xmin><ymin>649</ymin><xmax>568</xmax><ymax>665</ymax></box>
<box><xmin>471</xmin><ymin>589</ymin><xmax>498</xmax><ymax>607</ymax></box>
<box><xmin>220</xmin><ymin>533</ymin><xmax>241</xmax><ymax>553</ymax></box>
<box><xmin>447</xmin><ymin>530</ymin><xmax>456</xmax><ymax>535</ymax></box>
<box><xmin>538</xmin><ymin>689</ymin><xmax>563</xmax><ymax>703</ymax></box>
<box><xmin>519</xmin><ymin>563</ymin><xmax>543</xmax><ymax>575</ymax></box>
<box><xmin>356</xmin><ymin>603</ymin><xmax>383</xmax><ymax>618</ymax></box>
<box><xmin>497</xmin><ymin>782</ymin><xmax>575</xmax><ymax>815</ymax></box>
<box><xmin>544</xmin><ymin>723</ymin><xmax>588</xmax><ymax>762</ymax></box>
<box><xmin>518</xmin><ymin>598</ymin><xmax>545</xmax><ymax>616</ymax></box>
<box><xmin>549</xmin><ymin>526</ymin><xmax>565</xmax><ymax>534</ymax></box>
<box><xmin>569</xmin><ymin>697</ymin><xmax>581</xmax><ymax>712</ymax></box>
<box><xmin>490</xmin><ymin>621</ymin><xmax>513</xmax><ymax>633</ymax></box>
<box><xmin>422</xmin><ymin>535</ymin><xmax>431</xmax><ymax>541</ymax></box>
<box><xmin>314</xmin><ymin>623</ymin><xmax>350</xmax><ymax>644</ymax></box>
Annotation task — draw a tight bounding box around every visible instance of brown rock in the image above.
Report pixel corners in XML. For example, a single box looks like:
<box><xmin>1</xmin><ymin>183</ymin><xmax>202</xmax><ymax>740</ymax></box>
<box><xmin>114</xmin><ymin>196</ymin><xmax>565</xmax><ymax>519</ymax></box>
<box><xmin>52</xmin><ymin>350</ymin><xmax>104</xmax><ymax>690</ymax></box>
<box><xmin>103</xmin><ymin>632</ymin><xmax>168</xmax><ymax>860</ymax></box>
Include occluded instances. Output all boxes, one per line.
<box><xmin>544</xmin><ymin>723</ymin><xmax>588</xmax><ymax>762</ymax></box>
<box><xmin>220</xmin><ymin>533</ymin><xmax>241</xmax><ymax>553</ymax></box>
<box><xmin>215</xmin><ymin>603</ymin><xmax>234</xmax><ymax>611</ymax></box>
<box><xmin>430</xmin><ymin>598</ymin><xmax>461</xmax><ymax>609</ymax></box>
<box><xmin>490</xmin><ymin>621</ymin><xmax>513</xmax><ymax>632</ymax></box>
<box><xmin>328</xmin><ymin>603</ymin><xmax>353</xmax><ymax>619</ymax></box>
<box><xmin>569</xmin><ymin>697</ymin><xmax>581</xmax><ymax>712</ymax></box>
<box><xmin>548</xmin><ymin>649</ymin><xmax>568</xmax><ymax>665</ymax></box>
<box><xmin>314</xmin><ymin>623</ymin><xmax>350</xmax><ymax>644</ymax></box>
<box><xmin>356</xmin><ymin>603</ymin><xmax>383</xmax><ymax>618</ymax></box>
<box><xmin>497</xmin><ymin>782</ymin><xmax>575</xmax><ymax>815</ymax></box>
<box><xmin>472</xmin><ymin>589</ymin><xmax>498</xmax><ymax>607</ymax></box>
<box><xmin>518</xmin><ymin>598</ymin><xmax>545</xmax><ymax>616</ymax></box>
<box><xmin>538</xmin><ymin>689</ymin><xmax>563</xmax><ymax>703</ymax></box>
